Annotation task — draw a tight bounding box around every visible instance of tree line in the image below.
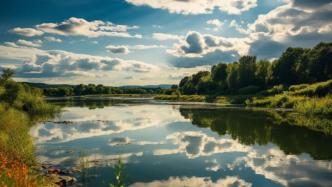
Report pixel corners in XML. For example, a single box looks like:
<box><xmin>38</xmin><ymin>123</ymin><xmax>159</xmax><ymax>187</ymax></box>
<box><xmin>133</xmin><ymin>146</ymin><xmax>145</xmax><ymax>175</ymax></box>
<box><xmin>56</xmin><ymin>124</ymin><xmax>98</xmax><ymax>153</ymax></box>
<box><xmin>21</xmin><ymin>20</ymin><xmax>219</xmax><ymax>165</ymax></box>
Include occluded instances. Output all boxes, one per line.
<box><xmin>178</xmin><ymin>42</ymin><xmax>332</xmax><ymax>95</ymax></box>
<box><xmin>42</xmin><ymin>84</ymin><xmax>166</xmax><ymax>97</ymax></box>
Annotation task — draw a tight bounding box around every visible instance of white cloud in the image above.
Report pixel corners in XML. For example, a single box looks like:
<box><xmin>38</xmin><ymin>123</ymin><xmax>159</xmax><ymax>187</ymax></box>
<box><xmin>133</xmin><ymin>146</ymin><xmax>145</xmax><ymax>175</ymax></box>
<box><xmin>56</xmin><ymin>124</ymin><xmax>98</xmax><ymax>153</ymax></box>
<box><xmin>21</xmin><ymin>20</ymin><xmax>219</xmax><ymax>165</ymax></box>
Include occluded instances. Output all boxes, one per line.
<box><xmin>16</xmin><ymin>39</ymin><xmax>43</xmax><ymax>47</ymax></box>
<box><xmin>44</xmin><ymin>36</ymin><xmax>62</xmax><ymax>43</ymax></box>
<box><xmin>126</xmin><ymin>0</ymin><xmax>257</xmax><ymax>15</ymax></box>
<box><xmin>11</xmin><ymin>27</ymin><xmax>44</xmax><ymax>37</ymax></box>
<box><xmin>206</xmin><ymin>19</ymin><xmax>224</xmax><ymax>31</ymax></box>
<box><xmin>10</xmin><ymin>17</ymin><xmax>142</xmax><ymax>39</ymax></box>
<box><xmin>36</xmin><ymin>17</ymin><xmax>142</xmax><ymax>38</ymax></box>
<box><xmin>106</xmin><ymin>44</ymin><xmax>165</xmax><ymax>54</ymax></box>
<box><xmin>0</xmin><ymin>45</ymin><xmax>158</xmax><ymax>78</ymax></box>
<box><xmin>168</xmin><ymin>31</ymin><xmax>248</xmax><ymax>67</ymax></box>
<box><xmin>152</xmin><ymin>33</ymin><xmax>182</xmax><ymax>41</ymax></box>
<box><xmin>168</xmin><ymin>1</ymin><xmax>332</xmax><ymax>67</ymax></box>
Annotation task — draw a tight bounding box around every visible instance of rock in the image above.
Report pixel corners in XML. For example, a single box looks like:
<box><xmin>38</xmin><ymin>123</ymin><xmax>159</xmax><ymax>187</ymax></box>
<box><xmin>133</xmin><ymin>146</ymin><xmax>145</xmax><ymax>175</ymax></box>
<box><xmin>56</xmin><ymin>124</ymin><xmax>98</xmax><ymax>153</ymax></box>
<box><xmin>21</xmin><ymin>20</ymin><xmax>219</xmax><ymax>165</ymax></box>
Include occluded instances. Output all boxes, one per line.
<box><xmin>48</xmin><ymin>174</ymin><xmax>77</xmax><ymax>187</ymax></box>
<box><xmin>48</xmin><ymin>168</ymin><xmax>61</xmax><ymax>174</ymax></box>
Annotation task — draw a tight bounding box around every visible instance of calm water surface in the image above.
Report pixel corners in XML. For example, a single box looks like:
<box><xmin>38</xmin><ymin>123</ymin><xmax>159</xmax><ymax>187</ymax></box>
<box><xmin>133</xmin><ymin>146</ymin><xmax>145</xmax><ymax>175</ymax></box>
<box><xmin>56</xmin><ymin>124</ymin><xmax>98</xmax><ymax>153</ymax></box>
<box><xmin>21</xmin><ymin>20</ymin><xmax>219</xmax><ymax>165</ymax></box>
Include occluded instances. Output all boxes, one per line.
<box><xmin>30</xmin><ymin>99</ymin><xmax>332</xmax><ymax>187</ymax></box>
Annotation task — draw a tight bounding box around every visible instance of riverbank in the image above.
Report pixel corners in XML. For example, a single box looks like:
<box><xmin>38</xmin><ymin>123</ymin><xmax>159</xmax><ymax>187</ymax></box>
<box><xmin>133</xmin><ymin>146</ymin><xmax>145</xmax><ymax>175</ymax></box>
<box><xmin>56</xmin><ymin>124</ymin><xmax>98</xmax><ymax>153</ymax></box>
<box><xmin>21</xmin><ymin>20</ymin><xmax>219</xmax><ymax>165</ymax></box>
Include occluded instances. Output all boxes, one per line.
<box><xmin>155</xmin><ymin>79</ymin><xmax>332</xmax><ymax>117</ymax></box>
<box><xmin>0</xmin><ymin>73</ymin><xmax>61</xmax><ymax>186</ymax></box>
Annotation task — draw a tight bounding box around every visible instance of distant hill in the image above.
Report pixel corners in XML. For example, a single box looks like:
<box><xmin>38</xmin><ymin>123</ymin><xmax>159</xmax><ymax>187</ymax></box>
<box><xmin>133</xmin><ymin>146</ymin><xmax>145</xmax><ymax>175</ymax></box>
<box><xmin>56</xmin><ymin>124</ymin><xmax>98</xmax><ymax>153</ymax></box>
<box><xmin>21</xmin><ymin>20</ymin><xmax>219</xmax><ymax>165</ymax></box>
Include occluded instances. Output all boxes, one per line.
<box><xmin>23</xmin><ymin>82</ymin><xmax>74</xmax><ymax>89</ymax></box>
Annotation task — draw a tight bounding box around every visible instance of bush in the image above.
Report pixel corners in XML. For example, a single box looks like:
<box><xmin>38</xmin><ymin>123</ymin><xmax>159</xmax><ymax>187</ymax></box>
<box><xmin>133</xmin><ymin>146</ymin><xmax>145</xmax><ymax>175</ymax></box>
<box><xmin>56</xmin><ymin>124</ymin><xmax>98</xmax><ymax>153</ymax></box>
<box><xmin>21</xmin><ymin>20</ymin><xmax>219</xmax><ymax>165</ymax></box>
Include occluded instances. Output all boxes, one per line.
<box><xmin>259</xmin><ymin>84</ymin><xmax>286</xmax><ymax>96</ymax></box>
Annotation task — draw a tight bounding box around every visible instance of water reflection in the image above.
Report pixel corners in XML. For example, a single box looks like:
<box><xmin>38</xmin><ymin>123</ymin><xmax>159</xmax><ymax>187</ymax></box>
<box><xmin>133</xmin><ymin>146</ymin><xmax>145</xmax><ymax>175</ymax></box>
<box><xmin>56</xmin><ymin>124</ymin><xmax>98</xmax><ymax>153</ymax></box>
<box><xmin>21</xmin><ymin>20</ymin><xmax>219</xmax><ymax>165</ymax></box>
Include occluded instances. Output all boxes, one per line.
<box><xmin>31</xmin><ymin>100</ymin><xmax>332</xmax><ymax>187</ymax></box>
<box><xmin>179</xmin><ymin>108</ymin><xmax>332</xmax><ymax>160</ymax></box>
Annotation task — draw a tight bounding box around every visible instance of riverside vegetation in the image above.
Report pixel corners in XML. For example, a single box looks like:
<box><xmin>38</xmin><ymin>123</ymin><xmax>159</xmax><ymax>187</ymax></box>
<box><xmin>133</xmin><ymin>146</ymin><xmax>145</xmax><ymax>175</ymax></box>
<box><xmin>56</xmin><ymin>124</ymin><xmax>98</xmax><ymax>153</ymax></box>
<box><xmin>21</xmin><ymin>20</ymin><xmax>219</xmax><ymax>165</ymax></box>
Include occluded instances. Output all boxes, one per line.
<box><xmin>0</xmin><ymin>69</ymin><xmax>59</xmax><ymax>186</ymax></box>
<box><xmin>162</xmin><ymin>42</ymin><xmax>332</xmax><ymax>117</ymax></box>
<box><xmin>33</xmin><ymin>42</ymin><xmax>332</xmax><ymax>117</ymax></box>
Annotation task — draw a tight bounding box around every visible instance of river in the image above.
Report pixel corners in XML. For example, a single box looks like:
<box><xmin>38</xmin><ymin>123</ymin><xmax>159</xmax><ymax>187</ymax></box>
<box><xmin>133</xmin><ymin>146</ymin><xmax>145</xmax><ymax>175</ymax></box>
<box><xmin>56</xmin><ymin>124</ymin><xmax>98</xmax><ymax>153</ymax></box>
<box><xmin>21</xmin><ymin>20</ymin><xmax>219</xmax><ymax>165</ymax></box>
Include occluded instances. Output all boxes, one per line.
<box><xmin>30</xmin><ymin>99</ymin><xmax>332</xmax><ymax>187</ymax></box>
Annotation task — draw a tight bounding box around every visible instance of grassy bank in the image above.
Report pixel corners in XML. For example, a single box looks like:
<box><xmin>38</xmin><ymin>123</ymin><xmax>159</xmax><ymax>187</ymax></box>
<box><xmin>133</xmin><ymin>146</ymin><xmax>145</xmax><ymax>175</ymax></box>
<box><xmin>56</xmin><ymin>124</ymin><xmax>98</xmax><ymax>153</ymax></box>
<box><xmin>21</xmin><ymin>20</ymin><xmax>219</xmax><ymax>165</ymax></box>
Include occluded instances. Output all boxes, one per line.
<box><xmin>155</xmin><ymin>79</ymin><xmax>332</xmax><ymax>117</ymax></box>
<box><xmin>246</xmin><ymin>80</ymin><xmax>332</xmax><ymax>116</ymax></box>
<box><xmin>0</xmin><ymin>70</ymin><xmax>59</xmax><ymax>186</ymax></box>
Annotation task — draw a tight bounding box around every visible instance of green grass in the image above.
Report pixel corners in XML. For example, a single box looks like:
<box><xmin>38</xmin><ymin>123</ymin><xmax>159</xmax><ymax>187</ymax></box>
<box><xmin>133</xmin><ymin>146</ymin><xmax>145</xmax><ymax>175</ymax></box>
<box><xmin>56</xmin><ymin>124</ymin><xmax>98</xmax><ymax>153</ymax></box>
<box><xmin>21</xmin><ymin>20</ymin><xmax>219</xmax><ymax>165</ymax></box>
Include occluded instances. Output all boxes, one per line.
<box><xmin>245</xmin><ymin>79</ymin><xmax>332</xmax><ymax>115</ymax></box>
<box><xmin>0</xmin><ymin>79</ymin><xmax>59</xmax><ymax>186</ymax></box>
<box><xmin>288</xmin><ymin>79</ymin><xmax>332</xmax><ymax>97</ymax></box>
<box><xmin>295</xmin><ymin>95</ymin><xmax>332</xmax><ymax>116</ymax></box>
<box><xmin>245</xmin><ymin>94</ymin><xmax>306</xmax><ymax>108</ymax></box>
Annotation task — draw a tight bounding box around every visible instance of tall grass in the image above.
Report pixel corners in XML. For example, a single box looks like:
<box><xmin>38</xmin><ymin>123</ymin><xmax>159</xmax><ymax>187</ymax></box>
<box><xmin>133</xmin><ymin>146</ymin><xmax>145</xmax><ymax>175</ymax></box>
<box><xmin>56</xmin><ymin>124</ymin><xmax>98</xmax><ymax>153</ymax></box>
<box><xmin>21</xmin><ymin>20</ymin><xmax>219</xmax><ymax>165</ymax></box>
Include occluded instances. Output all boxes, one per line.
<box><xmin>0</xmin><ymin>80</ymin><xmax>59</xmax><ymax>186</ymax></box>
<box><xmin>289</xmin><ymin>79</ymin><xmax>332</xmax><ymax>97</ymax></box>
<box><xmin>295</xmin><ymin>95</ymin><xmax>332</xmax><ymax>116</ymax></box>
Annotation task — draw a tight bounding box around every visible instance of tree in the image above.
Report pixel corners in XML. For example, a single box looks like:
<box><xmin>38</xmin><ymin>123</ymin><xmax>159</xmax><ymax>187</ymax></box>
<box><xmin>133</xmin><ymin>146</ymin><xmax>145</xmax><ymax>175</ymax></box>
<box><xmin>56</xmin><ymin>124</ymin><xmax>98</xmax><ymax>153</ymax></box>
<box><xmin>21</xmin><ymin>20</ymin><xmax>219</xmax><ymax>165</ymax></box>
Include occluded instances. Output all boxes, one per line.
<box><xmin>237</xmin><ymin>56</ymin><xmax>256</xmax><ymax>88</ymax></box>
<box><xmin>211</xmin><ymin>63</ymin><xmax>227</xmax><ymax>82</ymax></box>
<box><xmin>255</xmin><ymin>60</ymin><xmax>271</xmax><ymax>87</ymax></box>
<box><xmin>273</xmin><ymin>47</ymin><xmax>307</xmax><ymax>84</ymax></box>
<box><xmin>0</xmin><ymin>68</ymin><xmax>14</xmax><ymax>83</ymax></box>
<box><xmin>307</xmin><ymin>42</ymin><xmax>332</xmax><ymax>82</ymax></box>
<box><xmin>226</xmin><ymin>63</ymin><xmax>239</xmax><ymax>91</ymax></box>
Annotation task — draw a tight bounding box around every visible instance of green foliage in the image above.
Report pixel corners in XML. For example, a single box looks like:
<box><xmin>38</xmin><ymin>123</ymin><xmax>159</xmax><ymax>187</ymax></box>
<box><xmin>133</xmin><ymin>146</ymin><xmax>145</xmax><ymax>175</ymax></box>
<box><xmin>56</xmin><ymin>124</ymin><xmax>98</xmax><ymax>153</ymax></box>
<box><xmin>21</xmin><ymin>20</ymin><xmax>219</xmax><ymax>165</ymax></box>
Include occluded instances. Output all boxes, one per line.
<box><xmin>178</xmin><ymin>42</ymin><xmax>332</xmax><ymax>96</ymax></box>
<box><xmin>0</xmin><ymin>68</ymin><xmax>14</xmax><ymax>83</ymax></box>
<box><xmin>246</xmin><ymin>94</ymin><xmax>306</xmax><ymax>108</ymax></box>
<box><xmin>43</xmin><ymin>83</ymin><xmax>165</xmax><ymax>97</ymax></box>
<box><xmin>109</xmin><ymin>159</ymin><xmax>126</xmax><ymax>187</ymax></box>
<box><xmin>289</xmin><ymin>79</ymin><xmax>332</xmax><ymax>97</ymax></box>
<box><xmin>0</xmin><ymin>69</ymin><xmax>59</xmax><ymax>185</ymax></box>
<box><xmin>238</xmin><ymin>85</ymin><xmax>261</xmax><ymax>95</ymax></box>
<box><xmin>259</xmin><ymin>84</ymin><xmax>286</xmax><ymax>96</ymax></box>
<box><xmin>0</xmin><ymin>108</ymin><xmax>34</xmax><ymax>165</ymax></box>
<box><xmin>295</xmin><ymin>95</ymin><xmax>332</xmax><ymax>116</ymax></box>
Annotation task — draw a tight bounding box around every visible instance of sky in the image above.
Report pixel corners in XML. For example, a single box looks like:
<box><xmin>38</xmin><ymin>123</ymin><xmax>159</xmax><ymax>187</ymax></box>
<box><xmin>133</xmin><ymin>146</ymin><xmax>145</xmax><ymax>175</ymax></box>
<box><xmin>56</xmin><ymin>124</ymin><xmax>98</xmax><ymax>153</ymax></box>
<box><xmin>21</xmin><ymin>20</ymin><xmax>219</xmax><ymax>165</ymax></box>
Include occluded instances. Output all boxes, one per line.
<box><xmin>0</xmin><ymin>0</ymin><xmax>331</xmax><ymax>86</ymax></box>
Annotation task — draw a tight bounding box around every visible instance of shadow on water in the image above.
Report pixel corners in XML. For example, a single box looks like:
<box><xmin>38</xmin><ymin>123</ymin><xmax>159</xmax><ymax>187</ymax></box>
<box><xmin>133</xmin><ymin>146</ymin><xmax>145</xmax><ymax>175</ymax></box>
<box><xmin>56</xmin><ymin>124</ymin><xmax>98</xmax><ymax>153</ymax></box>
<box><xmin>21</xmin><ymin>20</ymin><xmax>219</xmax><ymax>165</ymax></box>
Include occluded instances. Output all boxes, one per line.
<box><xmin>179</xmin><ymin>107</ymin><xmax>332</xmax><ymax>160</ymax></box>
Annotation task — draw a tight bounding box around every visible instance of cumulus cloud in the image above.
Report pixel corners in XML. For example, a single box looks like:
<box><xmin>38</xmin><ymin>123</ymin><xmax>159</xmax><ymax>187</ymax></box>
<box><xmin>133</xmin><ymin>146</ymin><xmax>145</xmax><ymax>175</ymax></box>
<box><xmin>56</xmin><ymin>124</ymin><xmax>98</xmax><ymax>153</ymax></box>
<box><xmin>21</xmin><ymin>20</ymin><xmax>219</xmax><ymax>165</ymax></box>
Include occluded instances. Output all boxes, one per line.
<box><xmin>126</xmin><ymin>0</ymin><xmax>257</xmax><ymax>15</ymax></box>
<box><xmin>206</xmin><ymin>19</ymin><xmax>224</xmax><ymax>31</ymax></box>
<box><xmin>11</xmin><ymin>27</ymin><xmax>44</xmax><ymax>37</ymax></box>
<box><xmin>152</xmin><ymin>33</ymin><xmax>182</xmax><ymax>41</ymax></box>
<box><xmin>168</xmin><ymin>31</ymin><xmax>247</xmax><ymax>67</ymax></box>
<box><xmin>36</xmin><ymin>17</ymin><xmax>142</xmax><ymax>38</ymax></box>
<box><xmin>44</xmin><ymin>36</ymin><xmax>62</xmax><ymax>43</ymax></box>
<box><xmin>10</xmin><ymin>17</ymin><xmax>141</xmax><ymax>39</ymax></box>
<box><xmin>106</xmin><ymin>45</ymin><xmax>130</xmax><ymax>54</ymax></box>
<box><xmin>106</xmin><ymin>44</ymin><xmax>164</xmax><ymax>54</ymax></box>
<box><xmin>0</xmin><ymin>45</ymin><xmax>158</xmax><ymax>78</ymax></box>
<box><xmin>245</xmin><ymin>2</ymin><xmax>332</xmax><ymax>58</ymax></box>
<box><xmin>168</xmin><ymin>1</ymin><xmax>332</xmax><ymax>67</ymax></box>
<box><xmin>16</xmin><ymin>39</ymin><xmax>43</xmax><ymax>47</ymax></box>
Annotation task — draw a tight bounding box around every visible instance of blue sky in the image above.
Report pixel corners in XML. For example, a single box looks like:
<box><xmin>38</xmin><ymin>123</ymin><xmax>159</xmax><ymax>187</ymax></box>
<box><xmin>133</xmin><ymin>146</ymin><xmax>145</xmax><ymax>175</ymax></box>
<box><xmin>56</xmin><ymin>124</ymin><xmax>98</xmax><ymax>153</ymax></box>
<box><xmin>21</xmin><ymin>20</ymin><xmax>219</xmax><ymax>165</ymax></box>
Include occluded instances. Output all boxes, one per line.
<box><xmin>0</xmin><ymin>0</ymin><xmax>331</xmax><ymax>85</ymax></box>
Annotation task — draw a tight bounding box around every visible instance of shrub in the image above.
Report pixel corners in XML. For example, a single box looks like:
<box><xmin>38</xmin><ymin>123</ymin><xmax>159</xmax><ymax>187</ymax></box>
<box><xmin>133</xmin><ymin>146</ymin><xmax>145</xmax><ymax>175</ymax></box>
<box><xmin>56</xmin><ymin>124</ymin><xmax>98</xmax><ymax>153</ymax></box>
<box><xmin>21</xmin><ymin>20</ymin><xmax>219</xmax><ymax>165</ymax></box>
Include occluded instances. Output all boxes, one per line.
<box><xmin>259</xmin><ymin>84</ymin><xmax>286</xmax><ymax>96</ymax></box>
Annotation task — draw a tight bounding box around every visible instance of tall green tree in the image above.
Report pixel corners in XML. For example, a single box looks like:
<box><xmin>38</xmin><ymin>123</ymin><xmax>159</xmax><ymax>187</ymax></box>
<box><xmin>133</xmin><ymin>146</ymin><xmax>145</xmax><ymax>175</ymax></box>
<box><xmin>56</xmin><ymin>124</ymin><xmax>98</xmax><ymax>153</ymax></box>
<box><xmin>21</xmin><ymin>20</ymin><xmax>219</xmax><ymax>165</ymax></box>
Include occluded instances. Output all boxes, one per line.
<box><xmin>237</xmin><ymin>56</ymin><xmax>257</xmax><ymax>88</ymax></box>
